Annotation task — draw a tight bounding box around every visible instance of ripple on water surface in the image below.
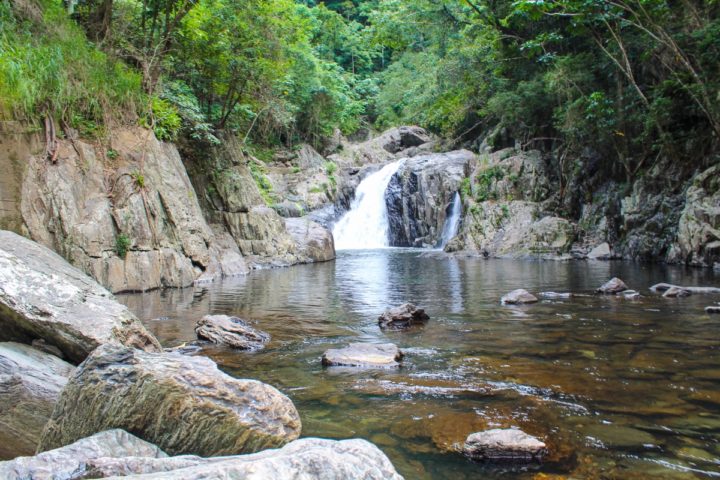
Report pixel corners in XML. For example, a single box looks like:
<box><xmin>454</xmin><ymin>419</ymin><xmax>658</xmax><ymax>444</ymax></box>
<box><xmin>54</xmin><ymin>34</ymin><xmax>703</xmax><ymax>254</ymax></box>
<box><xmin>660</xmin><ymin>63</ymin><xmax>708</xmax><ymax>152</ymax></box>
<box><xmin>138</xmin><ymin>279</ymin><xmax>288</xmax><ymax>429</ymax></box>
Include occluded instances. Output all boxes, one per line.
<box><xmin>119</xmin><ymin>250</ymin><xmax>720</xmax><ymax>479</ymax></box>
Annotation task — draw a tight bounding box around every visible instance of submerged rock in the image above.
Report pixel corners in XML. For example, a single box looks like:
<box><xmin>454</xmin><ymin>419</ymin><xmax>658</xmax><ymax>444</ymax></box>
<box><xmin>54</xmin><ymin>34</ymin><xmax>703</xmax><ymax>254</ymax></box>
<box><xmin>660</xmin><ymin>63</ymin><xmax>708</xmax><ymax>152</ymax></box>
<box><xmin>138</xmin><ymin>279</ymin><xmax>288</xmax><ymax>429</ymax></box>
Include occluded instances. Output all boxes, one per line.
<box><xmin>0</xmin><ymin>342</ymin><xmax>74</xmax><ymax>459</ymax></box>
<box><xmin>38</xmin><ymin>343</ymin><xmax>301</xmax><ymax>456</ymax></box>
<box><xmin>1</xmin><ymin>430</ymin><xmax>404</xmax><ymax>480</ymax></box>
<box><xmin>463</xmin><ymin>429</ymin><xmax>547</xmax><ymax>463</ymax></box>
<box><xmin>662</xmin><ymin>286</ymin><xmax>692</xmax><ymax>298</ymax></box>
<box><xmin>195</xmin><ymin>315</ymin><xmax>270</xmax><ymax>351</ymax></box>
<box><xmin>378</xmin><ymin>303</ymin><xmax>430</xmax><ymax>329</ymax></box>
<box><xmin>0</xmin><ymin>231</ymin><xmax>161</xmax><ymax>364</ymax></box>
<box><xmin>596</xmin><ymin>277</ymin><xmax>629</xmax><ymax>294</ymax></box>
<box><xmin>650</xmin><ymin>283</ymin><xmax>720</xmax><ymax>294</ymax></box>
<box><xmin>0</xmin><ymin>429</ymin><xmax>166</xmax><ymax>479</ymax></box>
<box><xmin>501</xmin><ymin>289</ymin><xmax>538</xmax><ymax>305</ymax></box>
<box><xmin>322</xmin><ymin>343</ymin><xmax>403</xmax><ymax>369</ymax></box>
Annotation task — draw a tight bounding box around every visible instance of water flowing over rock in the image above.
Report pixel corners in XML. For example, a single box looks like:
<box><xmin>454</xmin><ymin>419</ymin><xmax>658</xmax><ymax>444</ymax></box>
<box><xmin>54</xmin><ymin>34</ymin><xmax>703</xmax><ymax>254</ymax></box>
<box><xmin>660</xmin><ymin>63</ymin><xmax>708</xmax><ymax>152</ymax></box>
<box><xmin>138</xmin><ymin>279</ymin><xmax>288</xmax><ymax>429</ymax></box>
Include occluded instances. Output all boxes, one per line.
<box><xmin>500</xmin><ymin>289</ymin><xmax>539</xmax><ymax>305</ymax></box>
<box><xmin>195</xmin><ymin>315</ymin><xmax>270</xmax><ymax>350</ymax></box>
<box><xmin>333</xmin><ymin>160</ymin><xmax>404</xmax><ymax>249</ymax></box>
<box><xmin>0</xmin><ymin>231</ymin><xmax>161</xmax><ymax>363</ymax></box>
<box><xmin>0</xmin><ymin>342</ymin><xmax>74</xmax><ymax>459</ymax></box>
<box><xmin>597</xmin><ymin>277</ymin><xmax>629</xmax><ymax>294</ymax></box>
<box><xmin>2</xmin><ymin>430</ymin><xmax>404</xmax><ymax>480</ymax></box>
<box><xmin>322</xmin><ymin>343</ymin><xmax>403</xmax><ymax>369</ymax></box>
<box><xmin>0</xmin><ymin>429</ymin><xmax>167</xmax><ymax>480</ymax></box>
<box><xmin>385</xmin><ymin>150</ymin><xmax>474</xmax><ymax>247</ymax></box>
<box><xmin>38</xmin><ymin>343</ymin><xmax>302</xmax><ymax>456</ymax></box>
<box><xmin>463</xmin><ymin>429</ymin><xmax>547</xmax><ymax>463</ymax></box>
<box><xmin>438</xmin><ymin>192</ymin><xmax>463</xmax><ymax>249</ymax></box>
<box><xmin>378</xmin><ymin>303</ymin><xmax>430</xmax><ymax>329</ymax></box>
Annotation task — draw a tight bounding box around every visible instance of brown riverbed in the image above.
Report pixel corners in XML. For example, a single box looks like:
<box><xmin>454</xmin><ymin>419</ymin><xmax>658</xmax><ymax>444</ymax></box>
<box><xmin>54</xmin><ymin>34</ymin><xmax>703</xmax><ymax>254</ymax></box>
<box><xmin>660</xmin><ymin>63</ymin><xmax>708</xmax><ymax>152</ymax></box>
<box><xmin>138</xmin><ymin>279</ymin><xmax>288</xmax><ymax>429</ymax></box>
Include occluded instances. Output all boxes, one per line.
<box><xmin>119</xmin><ymin>250</ymin><xmax>720</xmax><ymax>479</ymax></box>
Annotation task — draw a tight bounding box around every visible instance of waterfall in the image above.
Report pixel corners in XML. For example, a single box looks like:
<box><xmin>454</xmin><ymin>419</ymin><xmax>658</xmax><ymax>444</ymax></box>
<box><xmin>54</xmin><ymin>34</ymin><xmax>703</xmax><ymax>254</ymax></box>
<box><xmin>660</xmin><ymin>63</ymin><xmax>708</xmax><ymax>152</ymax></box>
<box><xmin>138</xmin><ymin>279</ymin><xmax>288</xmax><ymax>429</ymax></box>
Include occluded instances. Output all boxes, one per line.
<box><xmin>333</xmin><ymin>160</ymin><xmax>404</xmax><ymax>250</ymax></box>
<box><xmin>437</xmin><ymin>191</ymin><xmax>462</xmax><ymax>249</ymax></box>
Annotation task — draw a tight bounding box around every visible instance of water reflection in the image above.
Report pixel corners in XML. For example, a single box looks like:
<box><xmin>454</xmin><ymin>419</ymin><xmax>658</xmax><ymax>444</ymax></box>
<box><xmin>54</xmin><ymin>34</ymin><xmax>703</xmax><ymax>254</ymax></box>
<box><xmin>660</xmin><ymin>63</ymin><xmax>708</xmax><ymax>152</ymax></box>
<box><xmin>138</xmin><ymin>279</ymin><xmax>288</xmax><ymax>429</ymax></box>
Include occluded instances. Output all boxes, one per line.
<box><xmin>118</xmin><ymin>251</ymin><xmax>720</xmax><ymax>480</ymax></box>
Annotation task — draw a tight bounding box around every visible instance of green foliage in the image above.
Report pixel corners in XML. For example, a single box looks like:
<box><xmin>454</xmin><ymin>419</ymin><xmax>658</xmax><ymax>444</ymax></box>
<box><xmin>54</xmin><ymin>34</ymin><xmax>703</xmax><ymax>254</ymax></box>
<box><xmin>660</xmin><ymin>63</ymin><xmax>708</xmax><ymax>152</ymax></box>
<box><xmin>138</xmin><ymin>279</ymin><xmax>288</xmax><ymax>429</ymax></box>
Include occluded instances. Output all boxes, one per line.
<box><xmin>249</xmin><ymin>161</ymin><xmax>274</xmax><ymax>205</ymax></box>
<box><xmin>130</xmin><ymin>171</ymin><xmax>145</xmax><ymax>189</ymax></box>
<box><xmin>140</xmin><ymin>97</ymin><xmax>181</xmax><ymax>141</ymax></box>
<box><xmin>474</xmin><ymin>166</ymin><xmax>505</xmax><ymax>202</ymax></box>
<box><xmin>115</xmin><ymin>233</ymin><xmax>131</xmax><ymax>258</ymax></box>
<box><xmin>0</xmin><ymin>0</ymin><xmax>143</xmax><ymax>125</ymax></box>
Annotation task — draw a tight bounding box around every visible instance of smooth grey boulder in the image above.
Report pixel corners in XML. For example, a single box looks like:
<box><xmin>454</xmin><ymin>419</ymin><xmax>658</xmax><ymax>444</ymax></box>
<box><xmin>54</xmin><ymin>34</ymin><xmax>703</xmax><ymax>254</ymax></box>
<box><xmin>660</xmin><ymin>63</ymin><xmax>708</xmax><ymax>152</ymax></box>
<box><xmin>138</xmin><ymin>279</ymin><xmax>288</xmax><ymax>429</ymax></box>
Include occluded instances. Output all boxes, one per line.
<box><xmin>38</xmin><ymin>343</ymin><xmax>301</xmax><ymax>456</ymax></box>
<box><xmin>322</xmin><ymin>343</ymin><xmax>403</xmax><ymax>369</ymax></box>
<box><xmin>0</xmin><ymin>342</ymin><xmax>74</xmax><ymax>459</ymax></box>
<box><xmin>501</xmin><ymin>289</ymin><xmax>539</xmax><ymax>305</ymax></box>
<box><xmin>195</xmin><ymin>315</ymin><xmax>270</xmax><ymax>351</ymax></box>
<box><xmin>596</xmin><ymin>277</ymin><xmax>629</xmax><ymax>294</ymax></box>
<box><xmin>0</xmin><ymin>429</ymin><xmax>166</xmax><ymax>479</ymax></box>
<box><xmin>0</xmin><ymin>231</ymin><xmax>161</xmax><ymax>364</ymax></box>
<box><xmin>378</xmin><ymin>303</ymin><xmax>430</xmax><ymax>330</ymax></box>
<box><xmin>284</xmin><ymin>217</ymin><xmax>336</xmax><ymax>263</ymax></box>
<box><xmin>587</xmin><ymin>242</ymin><xmax>612</xmax><ymax>260</ymax></box>
<box><xmin>1</xmin><ymin>431</ymin><xmax>404</xmax><ymax>480</ymax></box>
<box><xmin>463</xmin><ymin>429</ymin><xmax>547</xmax><ymax>463</ymax></box>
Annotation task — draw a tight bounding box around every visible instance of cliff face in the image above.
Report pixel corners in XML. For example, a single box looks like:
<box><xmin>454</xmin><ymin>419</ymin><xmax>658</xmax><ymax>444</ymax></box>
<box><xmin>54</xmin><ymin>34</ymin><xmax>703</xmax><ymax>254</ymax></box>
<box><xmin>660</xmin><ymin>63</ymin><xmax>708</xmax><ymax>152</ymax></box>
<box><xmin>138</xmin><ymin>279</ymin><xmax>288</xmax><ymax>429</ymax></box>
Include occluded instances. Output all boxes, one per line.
<box><xmin>449</xmin><ymin>147</ymin><xmax>720</xmax><ymax>268</ymax></box>
<box><xmin>0</xmin><ymin>124</ymin><xmax>335</xmax><ymax>293</ymax></box>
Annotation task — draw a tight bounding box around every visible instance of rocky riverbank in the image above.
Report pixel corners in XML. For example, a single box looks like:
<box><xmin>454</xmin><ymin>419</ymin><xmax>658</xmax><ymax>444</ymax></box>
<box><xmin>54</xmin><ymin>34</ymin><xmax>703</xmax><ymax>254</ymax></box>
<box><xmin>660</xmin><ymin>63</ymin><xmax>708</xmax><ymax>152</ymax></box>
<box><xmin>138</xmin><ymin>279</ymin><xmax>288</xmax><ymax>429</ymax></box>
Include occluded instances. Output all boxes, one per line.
<box><xmin>0</xmin><ymin>230</ymin><xmax>405</xmax><ymax>478</ymax></box>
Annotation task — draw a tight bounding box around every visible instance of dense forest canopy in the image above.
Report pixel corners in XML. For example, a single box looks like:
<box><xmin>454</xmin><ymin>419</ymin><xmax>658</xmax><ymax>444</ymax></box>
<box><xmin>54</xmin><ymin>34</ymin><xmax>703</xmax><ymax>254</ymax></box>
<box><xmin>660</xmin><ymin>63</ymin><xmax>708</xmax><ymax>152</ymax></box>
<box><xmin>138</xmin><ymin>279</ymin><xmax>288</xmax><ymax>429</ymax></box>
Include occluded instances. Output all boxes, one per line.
<box><xmin>1</xmin><ymin>0</ymin><xmax>718</xmax><ymax>175</ymax></box>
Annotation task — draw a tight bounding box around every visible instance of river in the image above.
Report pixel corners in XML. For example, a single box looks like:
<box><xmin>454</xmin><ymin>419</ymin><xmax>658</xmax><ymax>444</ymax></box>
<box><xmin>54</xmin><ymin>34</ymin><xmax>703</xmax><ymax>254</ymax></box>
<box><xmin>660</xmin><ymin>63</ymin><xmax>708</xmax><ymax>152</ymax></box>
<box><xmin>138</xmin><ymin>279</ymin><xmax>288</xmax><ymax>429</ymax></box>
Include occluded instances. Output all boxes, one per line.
<box><xmin>119</xmin><ymin>249</ymin><xmax>720</xmax><ymax>479</ymax></box>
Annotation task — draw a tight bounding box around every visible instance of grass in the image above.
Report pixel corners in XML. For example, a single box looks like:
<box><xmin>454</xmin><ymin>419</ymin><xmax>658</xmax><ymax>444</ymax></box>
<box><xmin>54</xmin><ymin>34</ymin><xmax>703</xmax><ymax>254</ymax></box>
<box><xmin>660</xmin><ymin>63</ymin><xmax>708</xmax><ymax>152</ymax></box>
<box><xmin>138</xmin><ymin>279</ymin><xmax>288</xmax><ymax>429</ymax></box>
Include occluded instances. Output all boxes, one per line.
<box><xmin>0</xmin><ymin>0</ymin><xmax>144</xmax><ymax>130</ymax></box>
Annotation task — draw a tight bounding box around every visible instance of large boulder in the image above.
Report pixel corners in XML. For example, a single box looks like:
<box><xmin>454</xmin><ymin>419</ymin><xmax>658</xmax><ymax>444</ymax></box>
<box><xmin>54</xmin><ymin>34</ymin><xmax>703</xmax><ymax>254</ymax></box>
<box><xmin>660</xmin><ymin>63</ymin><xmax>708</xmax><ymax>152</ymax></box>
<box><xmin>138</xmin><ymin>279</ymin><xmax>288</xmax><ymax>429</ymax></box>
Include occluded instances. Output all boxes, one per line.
<box><xmin>0</xmin><ymin>231</ymin><xmax>161</xmax><ymax>364</ymax></box>
<box><xmin>322</xmin><ymin>343</ymin><xmax>403</xmax><ymax>369</ymax></box>
<box><xmin>1</xmin><ymin>431</ymin><xmax>404</xmax><ymax>480</ymax></box>
<box><xmin>0</xmin><ymin>429</ymin><xmax>166</xmax><ymax>479</ymax></box>
<box><xmin>38</xmin><ymin>343</ymin><xmax>302</xmax><ymax>456</ymax></box>
<box><xmin>284</xmin><ymin>217</ymin><xmax>336</xmax><ymax>262</ymax></box>
<box><xmin>0</xmin><ymin>342</ymin><xmax>74</xmax><ymax>459</ymax></box>
<box><xmin>463</xmin><ymin>428</ymin><xmax>547</xmax><ymax>463</ymax></box>
<box><xmin>385</xmin><ymin>150</ymin><xmax>474</xmax><ymax>247</ymax></box>
<box><xmin>195</xmin><ymin>315</ymin><xmax>270</xmax><ymax>351</ymax></box>
<box><xmin>378</xmin><ymin>303</ymin><xmax>430</xmax><ymax>330</ymax></box>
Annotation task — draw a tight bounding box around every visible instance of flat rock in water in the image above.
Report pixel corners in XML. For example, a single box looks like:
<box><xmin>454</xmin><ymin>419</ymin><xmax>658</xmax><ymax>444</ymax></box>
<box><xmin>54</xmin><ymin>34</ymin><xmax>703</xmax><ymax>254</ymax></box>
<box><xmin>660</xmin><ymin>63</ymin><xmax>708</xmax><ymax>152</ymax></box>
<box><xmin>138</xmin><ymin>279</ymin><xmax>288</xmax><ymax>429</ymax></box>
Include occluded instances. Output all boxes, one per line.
<box><xmin>663</xmin><ymin>286</ymin><xmax>692</xmax><ymax>298</ymax></box>
<box><xmin>501</xmin><ymin>289</ymin><xmax>538</xmax><ymax>305</ymax></box>
<box><xmin>1</xmin><ymin>431</ymin><xmax>404</xmax><ymax>480</ymax></box>
<box><xmin>0</xmin><ymin>342</ymin><xmax>74</xmax><ymax>459</ymax></box>
<box><xmin>322</xmin><ymin>343</ymin><xmax>403</xmax><ymax>369</ymax></box>
<box><xmin>378</xmin><ymin>303</ymin><xmax>429</xmax><ymax>329</ymax></box>
<box><xmin>596</xmin><ymin>277</ymin><xmax>629</xmax><ymax>294</ymax></box>
<box><xmin>0</xmin><ymin>429</ymin><xmax>166</xmax><ymax>479</ymax></box>
<box><xmin>195</xmin><ymin>315</ymin><xmax>270</xmax><ymax>350</ymax></box>
<box><xmin>0</xmin><ymin>231</ymin><xmax>161</xmax><ymax>364</ymax></box>
<box><xmin>463</xmin><ymin>429</ymin><xmax>547</xmax><ymax>463</ymax></box>
<box><xmin>38</xmin><ymin>343</ymin><xmax>301</xmax><ymax>456</ymax></box>
<box><xmin>706</xmin><ymin>306</ymin><xmax>720</xmax><ymax>314</ymax></box>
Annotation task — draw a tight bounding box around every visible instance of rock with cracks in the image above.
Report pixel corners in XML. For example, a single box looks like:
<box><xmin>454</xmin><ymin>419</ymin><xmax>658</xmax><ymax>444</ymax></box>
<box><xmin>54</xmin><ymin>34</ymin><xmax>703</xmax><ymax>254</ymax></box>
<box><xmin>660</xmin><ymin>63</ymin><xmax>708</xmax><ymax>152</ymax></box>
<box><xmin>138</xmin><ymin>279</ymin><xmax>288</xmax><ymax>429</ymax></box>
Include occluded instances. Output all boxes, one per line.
<box><xmin>501</xmin><ymin>289</ymin><xmax>539</xmax><ymax>305</ymax></box>
<box><xmin>38</xmin><ymin>343</ymin><xmax>301</xmax><ymax>456</ymax></box>
<box><xmin>0</xmin><ymin>342</ymin><xmax>74</xmax><ymax>459</ymax></box>
<box><xmin>596</xmin><ymin>277</ymin><xmax>629</xmax><ymax>294</ymax></box>
<box><xmin>0</xmin><ymin>429</ymin><xmax>166</xmax><ymax>479</ymax></box>
<box><xmin>195</xmin><ymin>315</ymin><xmax>270</xmax><ymax>351</ymax></box>
<box><xmin>322</xmin><ymin>343</ymin><xmax>403</xmax><ymax>369</ymax></box>
<box><xmin>378</xmin><ymin>303</ymin><xmax>430</xmax><ymax>330</ymax></box>
<box><xmin>463</xmin><ymin>429</ymin><xmax>547</xmax><ymax>463</ymax></box>
<box><xmin>0</xmin><ymin>231</ymin><xmax>161</xmax><ymax>364</ymax></box>
<box><xmin>1</xmin><ymin>430</ymin><xmax>404</xmax><ymax>480</ymax></box>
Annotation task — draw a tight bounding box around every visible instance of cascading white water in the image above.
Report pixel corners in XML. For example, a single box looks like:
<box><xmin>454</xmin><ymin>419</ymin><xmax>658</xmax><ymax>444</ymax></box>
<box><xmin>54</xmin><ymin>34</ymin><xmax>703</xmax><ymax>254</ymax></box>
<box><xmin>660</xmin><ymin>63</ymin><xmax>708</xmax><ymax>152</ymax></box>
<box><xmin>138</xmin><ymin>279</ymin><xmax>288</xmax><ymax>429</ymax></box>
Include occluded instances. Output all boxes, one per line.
<box><xmin>333</xmin><ymin>160</ymin><xmax>404</xmax><ymax>250</ymax></box>
<box><xmin>437</xmin><ymin>191</ymin><xmax>462</xmax><ymax>249</ymax></box>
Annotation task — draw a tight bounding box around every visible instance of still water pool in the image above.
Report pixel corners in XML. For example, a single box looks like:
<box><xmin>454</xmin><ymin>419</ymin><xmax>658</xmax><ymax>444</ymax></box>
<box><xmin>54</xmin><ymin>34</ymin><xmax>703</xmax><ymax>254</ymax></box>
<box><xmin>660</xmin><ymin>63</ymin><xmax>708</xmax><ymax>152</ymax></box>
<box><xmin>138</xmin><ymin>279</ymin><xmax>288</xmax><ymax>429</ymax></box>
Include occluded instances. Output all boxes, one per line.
<box><xmin>119</xmin><ymin>250</ymin><xmax>720</xmax><ymax>479</ymax></box>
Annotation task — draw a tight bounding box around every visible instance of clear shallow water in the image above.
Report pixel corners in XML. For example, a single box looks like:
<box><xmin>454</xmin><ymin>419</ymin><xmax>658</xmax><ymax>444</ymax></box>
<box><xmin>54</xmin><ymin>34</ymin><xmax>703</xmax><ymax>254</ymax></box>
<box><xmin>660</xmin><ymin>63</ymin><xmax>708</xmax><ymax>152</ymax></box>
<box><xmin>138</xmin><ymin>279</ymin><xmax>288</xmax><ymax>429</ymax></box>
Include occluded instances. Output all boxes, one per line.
<box><xmin>118</xmin><ymin>250</ymin><xmax>720</xmax><ymax>479</ymax></box>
